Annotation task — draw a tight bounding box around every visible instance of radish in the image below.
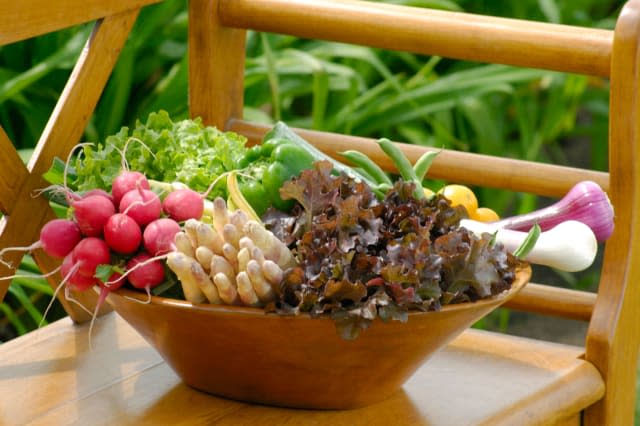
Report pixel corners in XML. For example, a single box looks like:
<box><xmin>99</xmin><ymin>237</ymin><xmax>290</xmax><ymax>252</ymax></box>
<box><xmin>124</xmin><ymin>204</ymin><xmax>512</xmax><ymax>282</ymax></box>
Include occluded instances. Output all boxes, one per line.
<box><xmin>126</xmin><ymin>252</ymin><xmax>165</xmax><ymax>301</ymax></box>
<box><xmin>0</xmin><ymin>219</ymin><xmax>81</xmax><ymax>267</ymax></box>
<box><xmin>81</xmin><ymin>188</ymin><xmax>115</xmax><ymax>204</ymax></box>
<box><xmin>73</xmin><ymin>194</ymin><xmax>116</xmax><ymax>237</ymax></box>
<box><xmin>72</xmin><ymin>237</ymin><xmax>111</xmax><ymax>278</ymax></box>
<box><xmin>60</xmin><ymin>253</ymin><xmax>96</xmax><ymax>291</ymax></box>
<box><xmin>112</xmin><ymin>171</ymin><xmax>150</xmax><ymax>206</ymax></box>
<box><xmin>104</xmin><ymin>213</ymin><xmax>142</xmax><ymax>254</ymax></box>
<box><xmin>143</xmin><ymin>218</ymin><xmax>181</xmax><ymax>256</ymax></box>
<box><xmin>119</xmin><ymin>188</ymin><xmax>162</xmax><ymax>226</ymax></box>
<box><xmin>162</xmin><ymin>188</ymin><xmax>205</xmax><ymax>221</ymax></box>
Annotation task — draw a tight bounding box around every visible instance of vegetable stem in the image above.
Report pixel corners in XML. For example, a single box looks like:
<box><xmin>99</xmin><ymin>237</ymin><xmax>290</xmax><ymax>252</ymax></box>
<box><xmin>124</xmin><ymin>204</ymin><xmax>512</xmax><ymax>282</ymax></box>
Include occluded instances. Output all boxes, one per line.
<box><xmin>339</xmin><ymin>150</ymin><xmax>392</xmax><ymax>186</ymax></box>
<box><xmin>413</xmin><ymin>150</ymin><xmax>440</xmax><ymax>183</ymax></box>
<box><xmin>377</xmin><ymin>138</ymin><xmax>423</xmax><ymax>199</ymax></box>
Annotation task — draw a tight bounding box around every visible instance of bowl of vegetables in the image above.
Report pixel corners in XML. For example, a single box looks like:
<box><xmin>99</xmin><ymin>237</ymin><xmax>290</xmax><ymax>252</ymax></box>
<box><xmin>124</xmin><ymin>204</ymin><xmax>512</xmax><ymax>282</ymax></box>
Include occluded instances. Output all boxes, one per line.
<box><xmin>31</xmin><ymin>113</ymin><xmax>612</xmax><ymax>410</ymax></box>
<box><xmin>104</xmin><ymin>158</ymin><xmax>532</xmax><ymax>410</ymax></box>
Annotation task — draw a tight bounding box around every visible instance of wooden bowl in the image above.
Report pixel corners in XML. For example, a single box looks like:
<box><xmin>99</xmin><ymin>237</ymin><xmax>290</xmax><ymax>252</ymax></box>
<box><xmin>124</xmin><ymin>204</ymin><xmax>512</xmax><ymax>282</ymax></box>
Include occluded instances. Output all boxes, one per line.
<box><xmin>106</xmin><ymin>267</ymin><xmax>530</xmax><ymax>410</ymax></box>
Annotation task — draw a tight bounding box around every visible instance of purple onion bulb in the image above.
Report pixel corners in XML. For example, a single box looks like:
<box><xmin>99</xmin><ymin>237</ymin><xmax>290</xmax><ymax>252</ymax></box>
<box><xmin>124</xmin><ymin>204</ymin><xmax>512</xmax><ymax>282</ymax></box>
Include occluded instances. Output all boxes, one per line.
<box><xmin>492</xmin><ymin>181</ymin><xmax>614</xmax><ymax>243</ymax></box>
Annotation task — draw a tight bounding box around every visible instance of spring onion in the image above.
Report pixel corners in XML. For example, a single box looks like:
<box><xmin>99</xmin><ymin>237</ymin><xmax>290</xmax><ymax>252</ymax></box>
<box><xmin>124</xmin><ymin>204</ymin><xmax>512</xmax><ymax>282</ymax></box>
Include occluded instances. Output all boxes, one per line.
<box><xmin>461</xmin><ymin>219</ymin><xmax>598</xmax><ymax>272</ymax></box>
<box><xmin>492</xmin><ymin>181</ymin><xmax>614</xmax><ymax>243</ymax></box>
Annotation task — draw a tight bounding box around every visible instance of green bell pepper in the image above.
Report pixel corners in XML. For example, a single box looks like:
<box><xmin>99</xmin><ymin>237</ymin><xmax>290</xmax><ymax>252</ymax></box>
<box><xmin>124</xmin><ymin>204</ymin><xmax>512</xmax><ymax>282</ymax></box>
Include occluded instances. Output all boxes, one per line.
<box><xmin>238</xmin><ymin>138</ymin><xmax>316</xmax><ymax>216</ymax></box>
<box><xmin>238</xmin><ymin>123</ymin><xmax>384</xmax><ymax>217</ymax></box>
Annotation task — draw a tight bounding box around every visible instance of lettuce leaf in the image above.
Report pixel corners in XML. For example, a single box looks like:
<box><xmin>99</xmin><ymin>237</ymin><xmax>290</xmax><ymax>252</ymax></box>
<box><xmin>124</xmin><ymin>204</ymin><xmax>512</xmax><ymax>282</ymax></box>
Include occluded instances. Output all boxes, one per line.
<box><xmin>73</xmin><ymin>110</ymin><xmax>247</xmax><ymax>199</ymax></box>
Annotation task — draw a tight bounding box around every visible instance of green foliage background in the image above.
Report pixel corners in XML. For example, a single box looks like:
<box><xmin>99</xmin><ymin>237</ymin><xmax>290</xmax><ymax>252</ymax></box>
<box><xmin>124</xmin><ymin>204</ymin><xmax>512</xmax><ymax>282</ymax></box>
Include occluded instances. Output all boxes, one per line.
<box><xmin>0</xmin><ymin>1</ymin><xmax>629</xmax><ymax>409</ymax></box>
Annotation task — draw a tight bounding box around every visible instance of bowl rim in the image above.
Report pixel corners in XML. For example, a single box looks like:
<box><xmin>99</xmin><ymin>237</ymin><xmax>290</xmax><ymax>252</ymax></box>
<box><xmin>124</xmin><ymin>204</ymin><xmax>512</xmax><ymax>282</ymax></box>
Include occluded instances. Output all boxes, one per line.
<box><xmin>107</xmin><ymin>266</ymin><xmax>531</xmax><ymax>318</ymax></box>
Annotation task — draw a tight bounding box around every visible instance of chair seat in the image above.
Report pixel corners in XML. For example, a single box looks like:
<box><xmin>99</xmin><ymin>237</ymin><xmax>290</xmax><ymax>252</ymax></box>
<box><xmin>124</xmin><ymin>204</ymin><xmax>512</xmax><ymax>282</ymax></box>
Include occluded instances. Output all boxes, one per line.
<box><xmin>0</xmin><ymin>312</ymin><xmax>604</xmax><ymax>426</ymax></box>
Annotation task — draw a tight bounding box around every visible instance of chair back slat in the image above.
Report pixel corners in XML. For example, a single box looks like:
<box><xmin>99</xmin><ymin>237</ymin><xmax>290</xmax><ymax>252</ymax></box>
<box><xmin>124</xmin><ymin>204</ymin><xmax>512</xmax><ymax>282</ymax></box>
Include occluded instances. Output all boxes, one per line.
<box><xmin>188</xmin><ymin>0</ymin><xmax>247</xmax><ymax>129</ymax></box>
<box><xmin>504</xmin><ymin>283</ymin><xmax>596</xmax><ymax>322</ymax></box>
<box><xmin>219</xmin><ymin>0</ymin><xmax>613</xmax><ymax>77</ymax></box>
<box><xmin>228</xmin><ymin>120</ymin><xmax>609</xmax><ymax>198</ymax></box>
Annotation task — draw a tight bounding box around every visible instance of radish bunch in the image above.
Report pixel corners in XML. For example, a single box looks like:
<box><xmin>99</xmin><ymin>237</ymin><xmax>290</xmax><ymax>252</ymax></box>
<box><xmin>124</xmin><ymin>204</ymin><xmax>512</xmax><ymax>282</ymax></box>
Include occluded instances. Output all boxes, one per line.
<box><xmin>3</xmin><ymin>169</ymin><xmax>207</xmax><ymax>309</ymax></box>
<box><xmin>58</xmin><ymin>170</ymin><xmax>178</xmax><ymax>297</ymax></box>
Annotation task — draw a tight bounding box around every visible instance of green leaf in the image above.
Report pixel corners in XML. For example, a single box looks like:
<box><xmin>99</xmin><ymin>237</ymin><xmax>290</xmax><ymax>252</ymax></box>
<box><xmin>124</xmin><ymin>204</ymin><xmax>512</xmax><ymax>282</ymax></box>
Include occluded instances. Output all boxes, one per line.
<box><xmin>7</xmin><ymin>283</ymin><xmax>47</xmax><ymax>327</ymax></box>
<box><xmin>73</xmin><ymin>111</ymin><xmax>248</xmax><ymax>200</ymax></box>
<box><xmin>513</xmin><ymin>223</ymin><xmax>541</xmax><ymax>259</ymax></box>
<box><xmin>95</xmin><ymin>264</ymin><xmax>116</xmax><ymax>283</ymax></box>
<box><xmin>42</xmin><ymin>157</ymin><xmax>70</xmax><ymax>186</ymax></box>
<box><xmin>0</xmin><ymin>302</ymin><xmax>27</xmax><ymax>335</ymax></box>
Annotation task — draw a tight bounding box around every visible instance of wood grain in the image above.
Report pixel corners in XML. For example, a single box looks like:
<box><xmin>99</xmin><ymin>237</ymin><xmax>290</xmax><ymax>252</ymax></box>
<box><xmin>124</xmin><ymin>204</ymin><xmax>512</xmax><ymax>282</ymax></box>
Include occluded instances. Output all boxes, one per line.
<box><xmin>0</xmin><ymin>128</ymin><xmax>28</xmax><ymax>216</ymax></box>
<box><xmin>228</xmin><ymin>120</ymin><xmax>609</xmax><ymax>198</ymax></box>
<box><xmin>504</xmin><ymin>283</ymin><xmax>596</xmax><ymax>322</ymax></box>
<box><xmin>585</xmin><ymin>0</ymin><xmax>640</xmax><ymax>424</ymax></box>
<box><xmin>0</xmin><ymin>0</ymin><xmax>161</xmax><ymax>45</ymax></box>
<box><xmin>219</xmin><ymin>0</ymin><xmax>612</xmax><ymax>77</ymax></box>
<box><xmin>0</xmin><ymin>313</ymin><xmax>603</xmax><ymax>425</ymax></box>
<box><xmin>189</xmin><ymin>0</ymin><xmax>246</xmax><ymax>128</ymax></box>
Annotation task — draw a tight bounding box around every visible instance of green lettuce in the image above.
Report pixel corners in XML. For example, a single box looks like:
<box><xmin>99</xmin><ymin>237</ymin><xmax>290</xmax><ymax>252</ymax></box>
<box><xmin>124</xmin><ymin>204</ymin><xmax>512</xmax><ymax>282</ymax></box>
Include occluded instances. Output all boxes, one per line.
<box><xmin>73</xmin><ymin>110</ymin><xmax>248</xmax><ymax>199</ymax></box>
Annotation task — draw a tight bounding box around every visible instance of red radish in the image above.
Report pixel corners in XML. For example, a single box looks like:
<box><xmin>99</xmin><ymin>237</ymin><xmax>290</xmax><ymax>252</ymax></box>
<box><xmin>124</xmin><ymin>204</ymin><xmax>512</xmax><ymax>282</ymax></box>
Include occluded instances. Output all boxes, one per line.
<box><xmin>112</xmin><ymin>171</ymin><xmax>150</xmax><ymax>206</ymax></box>
<box><xmin>162</xmin><ymin>188</ymin><xmax>205</xmax><ymax>221</ymax></box>
<box><xmin>100</xmin><ymin>271</ymin><xmax>126</xmax><ymax>291</ymax></box>
<box><xmin>143</xmin><ymin>218</ymin><xmax>181</xmax><ymax>256</ymax></box>
<box><xmin>73</xmin><ymin>194</ymin><xmax>116</xmax><ymax>237</ymax></box>
<box><xmin>119</xmin><ymin>188</ymin><xmax>162</xmax><ymax>226</ymax></box>
<box><xmin>82</xmin><ymin>188</ymin><xmax>114</xmax><ymax>204</ymax></box>
<box><xmin>104</xmin><ymin>213</ymin><xmax>142</xmax><ymax>254</ymax></box>
<box><xmin>40</xmin><ymin>219</ymin><xmax>82</xmax><ymax>258</ymax></box>
<box><xmin>0</xmin><ymin>218</ymin><xmax>81</xmax><ymax>264</ymax></box>
<box><xmin>72</xmin><ymin>237</ymin><xmax>111</xmax><ymax>278</ymax></box>
<box><xmin>126</xmin><ymin>252</ymin><xmax>165</xmax><ymax>293</ymax></box>
<box><xmin>60</xmin><ymin>253</ymin><xmax>96</xmax><ymax>292</ymax></box>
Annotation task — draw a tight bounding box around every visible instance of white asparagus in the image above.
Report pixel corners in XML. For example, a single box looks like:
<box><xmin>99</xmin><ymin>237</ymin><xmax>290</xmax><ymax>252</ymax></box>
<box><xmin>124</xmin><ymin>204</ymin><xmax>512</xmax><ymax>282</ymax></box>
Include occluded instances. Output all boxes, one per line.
<box><xmin>189</xmin><ymin>259</ymin><xmax>222</xmax><ymax>303</ymax></box>
<box><xmin>229</xmin><ymin>209</ymin><xmax>249</xmax><ymax>231</ymax></box>
<box><xmin>239</xmin><ymin>236</ymin><xmax>256</xmax><ymax>253</ymax></box>
<box><xmin>262</xmin><ymin>259</ymin><xmax>284</xmax><ymax>285</ymax></box>
<box><xmin>196</xmin><ymin>221</ymin><xmax>224</xmax><ymax>255</ymax></box>
<box><xmin>210</xmin><ymin>255</ymin><xmax>235</xmax><ymax>281</ymax></box>
<box><xmin>174</xmin><ymin>231</ymin><xmax>195</xmax><ymax>258</ymax></box>
<box><xmin>212</xmin><ymin>197</ymin><xmax>229</xmax><ymax>236</ymax></box>
<box><xmin>247</xmin><ymin>259</ymin><xmax>275</xmax><ymax>302</ymax></box>
<box><xmin>250</xmin><ymin>247</ymin><xmax>265</xmax><ymax>264</ymax></box>
<box><xmin>223</xmin><ymin>223</ymin><xmax>242</xmax><ymax>249</ymax></box>
<box><xmin>213</xmin><ymin>272</ymin><xmax>240</xmax><ymax>305</ymax></box>
<box><xmin>222</xmin><ymin>242</ymin><xmax>239</xmax><ymax>270</ymax></box>
<box><xmin>460</xmin><ymin>219</ymin><xmax>598</xmax><ymax>272</ymax></box>
<box><xmin>166</xmin><ymin>252</ymin><xmax>206</xmax><ymax>304</ymax></box>
<box><xmin>244</xmin><ymin>221</ymin><xmax>295</xmax><ymax>269</ymax></box>
<box><xmin>184</xmin><ymin>219</ymin><xmax>200</xmax><ymax>247</ymax></box>
<box><xmin>236</xmin><ymin>271</ymin><xmax>261</xmax><ymax>306</ymax></box>
<box><xmin>237</xmin><ymin>247</ymin><xmax>251</xmax><ymax>273</ymax></box>
<box><xmin>195</xmin><ymin>246</ymin><xmax>214</xmax><ymax>272</ymax></box>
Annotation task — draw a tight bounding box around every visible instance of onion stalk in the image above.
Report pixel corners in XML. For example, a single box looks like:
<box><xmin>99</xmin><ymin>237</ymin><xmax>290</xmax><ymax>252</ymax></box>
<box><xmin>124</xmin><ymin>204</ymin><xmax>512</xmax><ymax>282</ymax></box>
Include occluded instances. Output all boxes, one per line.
<box><xmin>492</xmin><ymin>181</ymin><xmax>614</xmax><ymax>243</ymax></box>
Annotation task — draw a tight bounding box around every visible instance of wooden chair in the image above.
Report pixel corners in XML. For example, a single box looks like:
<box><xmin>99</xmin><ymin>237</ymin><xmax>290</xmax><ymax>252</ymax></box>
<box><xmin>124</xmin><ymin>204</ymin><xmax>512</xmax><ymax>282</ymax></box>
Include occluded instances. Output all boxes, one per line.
<box><xmin>0</xmin><ymin>0</ymin><xmax>638</xmax><ymax>424</ymax></box>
